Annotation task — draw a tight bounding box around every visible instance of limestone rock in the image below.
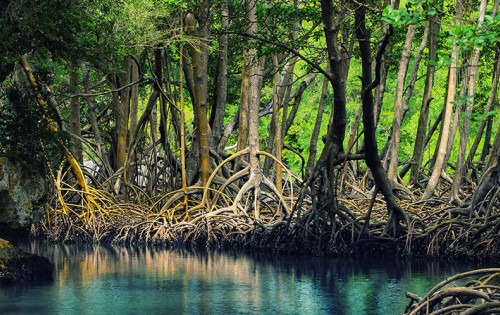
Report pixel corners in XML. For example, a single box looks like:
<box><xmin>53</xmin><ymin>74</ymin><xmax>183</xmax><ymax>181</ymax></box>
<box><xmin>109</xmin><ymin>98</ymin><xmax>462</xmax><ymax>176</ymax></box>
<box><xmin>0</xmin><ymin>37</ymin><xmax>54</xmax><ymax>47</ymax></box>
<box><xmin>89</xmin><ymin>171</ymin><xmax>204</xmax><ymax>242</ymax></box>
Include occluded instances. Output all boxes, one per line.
<box><xmin>0</xmin><ymin>238</ymin><xmax>53</xmax><ymax>285</ymax></box>
<box><xmin>0</xmin><ymin>157</ymin><xmax>47</xmax><ymax>229</ymax></box>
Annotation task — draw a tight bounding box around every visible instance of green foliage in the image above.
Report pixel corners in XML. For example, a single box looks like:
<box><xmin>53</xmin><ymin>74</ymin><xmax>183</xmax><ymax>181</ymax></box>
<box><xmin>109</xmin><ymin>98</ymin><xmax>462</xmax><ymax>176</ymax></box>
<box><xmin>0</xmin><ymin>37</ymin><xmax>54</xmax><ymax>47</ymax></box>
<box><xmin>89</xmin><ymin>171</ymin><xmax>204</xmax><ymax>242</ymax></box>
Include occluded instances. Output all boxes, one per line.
<box><xmin>381</xmin><ymin>0</ymin><xmax>428</xmax><ymax>26</ymax></box>
<box><xmin>0</xmin><ymin>82</ymin><xmax>64</xmax><ymax>171</ymax></box>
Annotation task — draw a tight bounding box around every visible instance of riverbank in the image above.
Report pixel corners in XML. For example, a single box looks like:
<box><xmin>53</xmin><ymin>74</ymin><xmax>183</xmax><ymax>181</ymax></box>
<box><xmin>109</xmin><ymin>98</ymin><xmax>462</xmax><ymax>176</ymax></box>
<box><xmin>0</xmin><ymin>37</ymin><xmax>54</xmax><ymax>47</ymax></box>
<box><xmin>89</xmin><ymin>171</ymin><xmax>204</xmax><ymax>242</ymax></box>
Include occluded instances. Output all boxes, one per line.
<box><xmin>31</xmin><ymin>188</ymin><xmax>499</xmax><ymax>263</ymax></box>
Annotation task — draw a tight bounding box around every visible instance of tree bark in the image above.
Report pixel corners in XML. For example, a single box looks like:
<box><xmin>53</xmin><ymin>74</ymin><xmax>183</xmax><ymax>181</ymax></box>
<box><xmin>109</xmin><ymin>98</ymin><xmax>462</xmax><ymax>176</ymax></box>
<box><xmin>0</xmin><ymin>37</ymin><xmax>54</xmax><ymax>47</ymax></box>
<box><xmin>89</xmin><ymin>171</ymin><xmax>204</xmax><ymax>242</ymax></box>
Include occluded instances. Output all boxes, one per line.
<box><xmin>210</xmin><ymin>2</ymin><xmax>229</xmax><ymax>149</ymax></box>
<box><xmin>130</xmin><ymin>55</ymin><xmax>139</xmax><ymax>138</ymax></box>
<box><xmin>320</xmin><ymin>0</ymin><xmax>347</xmax><ymax>160</ymax></box>
<box><xmin>81</xmin><ymin>63</ymin><xmax>104</xmax><ymax>158</ymax></box>
<box><xmin>237</xmin><ymin>55</ymin><xmax>250</xmax><ymax>155</ymax></box>
<box><xmin>355</xmin><ymin>1</ymin><xmax>408</xmax><ymax>235</ymax></box>
<box><xmin>451</xmin><ymin>0</ymin><xmax>488</xmax><ymax>203</ymax></box>
<box><xmin>244</xmin><ymin>0</ymin><xmax>264</xmax><ymax>218</ymax></box>
<box><xmin>410</xmin><ymin>13</ymin><xmax>441</xmax><ymax>185</ymax></box>
<box><xmin>306</xmin><ymin>77</ymin><xmax>328</xmax><ymax>178</ymax></box>
<box><xmin>186</xmin><ymin>8</ymin><xmax>212</xmax><ymax>185</ymax></box>
<box><xmin>422</xmin><ymin>0</ymin><xmax>462</xmax><ymax>200</ymax></box>
<box><xmin>486</xmin><ymin>122</ymin><xmax>500</xmax><ymax>169</ymax></box>
<box><xmin>69</xmin><ymin>62</ymin><xmax>82</xmax><ymax>163</ymax></box>
<box><xmin>271</xmin><ymin>55</ymin><xmax>283</xmax><ymax>195</ymax></box>
<box><xmin>116</xmin><ymin>57</ymin><xmax>131</xmax><ymax>171</ymax></box>
<box><xmin>387</xmin><ymin>23</ymin><xmax>416</xmax><ymax>183</ymax></box>
<box><xmin>20</xmin><ymin>56</ymin><xmax>91</xmax><ymax>199</ymax></box>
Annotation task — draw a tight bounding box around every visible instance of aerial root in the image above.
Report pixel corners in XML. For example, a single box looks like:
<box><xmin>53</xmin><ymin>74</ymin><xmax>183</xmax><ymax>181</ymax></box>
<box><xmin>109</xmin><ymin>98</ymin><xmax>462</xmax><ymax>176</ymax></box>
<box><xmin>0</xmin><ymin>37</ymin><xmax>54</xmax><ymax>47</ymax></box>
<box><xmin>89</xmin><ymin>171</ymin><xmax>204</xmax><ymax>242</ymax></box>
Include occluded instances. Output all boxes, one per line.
<box><xmin>35</xmin><ymin>150</ymin><xmax>300</xmax><ymax>247</ymax></box>
<box><xmin>404</xmin><ymin>269</ymin><xmax>500</xmax><ymax>315</ymax></box>
<box><xmin>34</xmin><ymin>150</ymin><xmax>498</xmax><ymax>259</ymax></box>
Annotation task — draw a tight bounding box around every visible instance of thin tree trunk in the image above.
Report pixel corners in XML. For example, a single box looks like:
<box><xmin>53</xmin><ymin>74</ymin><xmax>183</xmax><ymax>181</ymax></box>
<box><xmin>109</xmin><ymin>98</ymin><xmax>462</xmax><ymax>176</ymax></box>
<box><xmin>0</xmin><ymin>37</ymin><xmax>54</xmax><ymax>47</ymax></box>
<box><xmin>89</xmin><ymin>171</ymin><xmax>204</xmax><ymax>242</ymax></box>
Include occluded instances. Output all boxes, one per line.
<box><xmin>156</xmin><ymin>49</ymin><xmax>171</xmax><ymax>167</ymax></box>
<box><xmin>279</xmin><ymin>57</ymin><xmax>299</xmax><ymax>147</ymax></box>
<box><xmin>443</xmin><ymin>71</ymin><xmax>467</xmax><ymax>174</ymax></box>
<box><xmin>20</xmin><ymin>56</ymin><xmax>91</xmax><ymax>200</ymax></box>
<box><xmin>271</xmin><ymin>55</ymin><xmax>282</xmax><ymax>195</ymax></box>
<box><xmin>355</xmin><ymin>2</ymin><xmax>408</xmax><ymax>235</ymax></box>
<box><xmin>306</xmin><ymin>77</ymin><xmax>328</xmax><ymax>178</ymax></box>
<box><xmin>451</xmin><ymin>0</ymin><xmax>489</xmax><ymax>203</ymax></box>
<box><xmin>401</xmin><ymin>21</ymin><xmax>429</xmax><ymax>119</ymax></box>
<box><xmin>116</xmin><ymin>57</ymin><xmax>131</xmax><ymax>172</ymax></box>
<box><xmin>69</xmin><ymin>63</ymin><xmax>82</xmax><ymax>163</ymax></box>
<box><xmin>237</xmin><ymin>56</ymin><xmax>249</xmax><ymax>154</ymax></box>
<box><xmin>81</xmin><ymin>63</ymin><xmax>104</xmax><ymax>159</ymax></box>
<box><xmin>387</xmin><ymin>23</ymin><xmax>416</xmax><ymax>183</ymax></box>
<box><xmin>130</xmin><ymin>55</ymin><xmax>139</xmax><ymax>138</ymax></box>
<box><xmin>210</xmin><ymin>2</ymin><xmax>228</xmax><ymax>148</ymax></box>
<box><xmin>486</xmin><ymin>122</ymin><xmax>500</xmax><ymax>169</ymax></box>
<box><xmin>245</xmin><ymin>0</ymin><xmax>264</xmax><ymax>218</ymax></box>
<box><xmin>410</xmin><ymin>13</ymin><xmax>441</xmax><ymax>185</ymax></box>
<box><xmin>390</xmin><ymin>21</ymin><xmax>429</xmax><ymax>182</ymax></box>
<box><xmin>283</xmin><ymin>73</ymin><xmax>317</xmax><ymax>136</ymax></box>
<box><xmin>422</xmin><ymin>0</ymin><xmax>462</xmax><ymax>200</ymax></box>
<box><xmin>186</xmin><ymin>9</ymin><xmax>212</xmax><ymax>185</ymax></box>
<box><xmin>480</xmin><ymin>113</ymin><xmax>494</xmax><ymax>162</ymax></box>
<box><xmin>163</xmin><ymin>50</ymin><xmax>181</xmax><ymax>148</ymax></box>
<box><xmin>374</xmin><ymin>0</ymin><xmax>399</xmax><ymax>126</ymax></box>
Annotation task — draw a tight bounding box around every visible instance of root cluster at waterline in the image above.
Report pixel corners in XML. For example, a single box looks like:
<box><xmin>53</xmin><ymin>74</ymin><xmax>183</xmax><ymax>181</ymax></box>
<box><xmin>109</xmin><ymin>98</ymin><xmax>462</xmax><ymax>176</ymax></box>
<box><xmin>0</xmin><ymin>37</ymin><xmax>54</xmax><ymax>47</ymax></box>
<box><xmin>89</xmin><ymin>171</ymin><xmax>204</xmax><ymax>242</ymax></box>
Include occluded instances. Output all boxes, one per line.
<box><xmin>35</xmin><ymin>156</ymin><xmax>499</xmax><ymax>260</ymax></box>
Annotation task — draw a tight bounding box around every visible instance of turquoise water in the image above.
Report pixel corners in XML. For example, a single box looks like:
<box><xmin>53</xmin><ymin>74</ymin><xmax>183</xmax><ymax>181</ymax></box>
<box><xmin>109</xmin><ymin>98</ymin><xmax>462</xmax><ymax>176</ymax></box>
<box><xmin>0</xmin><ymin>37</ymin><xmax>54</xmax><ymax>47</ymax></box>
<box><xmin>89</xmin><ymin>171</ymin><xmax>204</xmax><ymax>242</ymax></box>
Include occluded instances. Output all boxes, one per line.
<box><xmin>0</xmin><ymin>243</ymin><xmax>485</xmax><ymax>314</ymax></box>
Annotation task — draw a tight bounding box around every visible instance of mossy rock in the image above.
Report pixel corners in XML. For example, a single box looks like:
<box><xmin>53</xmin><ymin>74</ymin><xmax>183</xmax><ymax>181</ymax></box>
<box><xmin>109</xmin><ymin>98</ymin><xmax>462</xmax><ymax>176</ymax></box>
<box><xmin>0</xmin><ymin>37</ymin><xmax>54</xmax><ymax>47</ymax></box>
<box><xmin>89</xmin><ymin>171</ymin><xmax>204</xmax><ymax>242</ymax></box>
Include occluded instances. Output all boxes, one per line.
<box><xmin>0</xmin><ymin>238</ymin><xmax>53</xmax><ymax>285</ymax></box>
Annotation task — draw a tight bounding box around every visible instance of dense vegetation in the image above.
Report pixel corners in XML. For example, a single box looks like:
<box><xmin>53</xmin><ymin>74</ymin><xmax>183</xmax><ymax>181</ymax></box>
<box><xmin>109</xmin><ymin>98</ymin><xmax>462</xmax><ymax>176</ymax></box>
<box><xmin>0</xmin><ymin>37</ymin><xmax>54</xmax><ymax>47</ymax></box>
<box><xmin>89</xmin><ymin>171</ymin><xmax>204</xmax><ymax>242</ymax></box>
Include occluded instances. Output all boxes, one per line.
<box><xmin>0</xmin><ymin>0</ymin><xmax>498</xmax><ymax>264</ymax></box>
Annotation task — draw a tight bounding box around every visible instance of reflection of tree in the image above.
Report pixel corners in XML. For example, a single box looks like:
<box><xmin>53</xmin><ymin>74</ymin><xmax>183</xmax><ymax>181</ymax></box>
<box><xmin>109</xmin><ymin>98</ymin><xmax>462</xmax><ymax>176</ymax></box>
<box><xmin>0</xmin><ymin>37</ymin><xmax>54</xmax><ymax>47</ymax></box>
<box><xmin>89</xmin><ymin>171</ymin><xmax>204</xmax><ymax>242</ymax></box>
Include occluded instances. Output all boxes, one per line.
<box><xmin>18</xmin><ymin>243</ymin><xmax>484</xmax><ymax>314</ymax></box>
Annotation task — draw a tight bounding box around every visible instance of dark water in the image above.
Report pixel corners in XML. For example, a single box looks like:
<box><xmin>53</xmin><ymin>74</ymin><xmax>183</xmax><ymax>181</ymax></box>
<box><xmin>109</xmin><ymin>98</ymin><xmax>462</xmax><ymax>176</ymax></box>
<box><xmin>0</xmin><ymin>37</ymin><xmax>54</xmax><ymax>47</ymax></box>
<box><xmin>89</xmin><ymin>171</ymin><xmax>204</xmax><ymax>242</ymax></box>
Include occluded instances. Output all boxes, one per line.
<box><xmin>0</xmin><ymin>243</ymin><xmax>490</xmax><ymax>315</ymax></box>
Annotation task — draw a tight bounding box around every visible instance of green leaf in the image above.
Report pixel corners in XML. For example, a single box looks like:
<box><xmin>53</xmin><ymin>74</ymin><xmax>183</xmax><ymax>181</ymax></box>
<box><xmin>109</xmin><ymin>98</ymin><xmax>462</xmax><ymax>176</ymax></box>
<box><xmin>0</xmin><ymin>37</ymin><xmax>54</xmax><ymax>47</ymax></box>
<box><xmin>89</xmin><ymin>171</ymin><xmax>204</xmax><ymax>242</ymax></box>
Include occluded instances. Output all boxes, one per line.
<box><xmin>485</xmin><ymin>110</ymin><xmax>497</xmax><ymax>117</ymax></box>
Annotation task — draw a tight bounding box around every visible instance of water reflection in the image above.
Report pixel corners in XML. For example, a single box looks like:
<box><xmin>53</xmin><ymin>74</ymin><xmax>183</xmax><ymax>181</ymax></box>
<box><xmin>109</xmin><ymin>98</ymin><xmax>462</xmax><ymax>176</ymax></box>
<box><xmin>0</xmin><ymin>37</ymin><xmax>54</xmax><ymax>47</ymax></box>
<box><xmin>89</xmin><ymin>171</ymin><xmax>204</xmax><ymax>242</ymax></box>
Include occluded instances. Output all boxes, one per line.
<box><xmin>0</xmin><ymin>243</ymin><xmax>486</xmax><ymax>315</ymax></box>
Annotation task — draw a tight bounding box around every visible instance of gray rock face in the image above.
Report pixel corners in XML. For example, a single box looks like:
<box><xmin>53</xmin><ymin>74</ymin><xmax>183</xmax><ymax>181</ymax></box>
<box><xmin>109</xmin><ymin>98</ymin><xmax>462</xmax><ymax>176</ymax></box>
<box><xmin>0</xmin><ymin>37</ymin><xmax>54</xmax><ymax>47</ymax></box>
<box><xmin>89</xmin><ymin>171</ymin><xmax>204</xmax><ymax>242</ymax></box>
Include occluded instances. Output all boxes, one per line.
<box><xmin>0</xmin><ymin>157</ymin><xmax>47</xmax><ymax>229</ymax></box>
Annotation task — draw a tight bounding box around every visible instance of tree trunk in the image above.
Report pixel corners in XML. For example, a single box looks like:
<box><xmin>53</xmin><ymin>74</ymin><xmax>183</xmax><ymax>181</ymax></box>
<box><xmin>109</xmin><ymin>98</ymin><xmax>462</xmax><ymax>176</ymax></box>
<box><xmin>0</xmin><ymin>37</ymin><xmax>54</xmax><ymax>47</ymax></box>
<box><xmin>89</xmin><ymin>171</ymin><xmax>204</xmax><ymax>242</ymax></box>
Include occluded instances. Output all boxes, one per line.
<box><xmin>401</xmin><ymin>21</ymin><xmax>429</xmax><ymax>119</ymax></box>
<box><xmin>244</xmin><ymin>0</ymin><xmax>264</xmax><ymax>218</ymax></box>
<box><xmin>80</xmin><ymin>64</ymin><xmax>101</xmax><ymax>152</ymax></box>
<box><xmin>130</xmin><ymin>55</ymin><xmax>139</xmax><ymax>138</ymax></box>
<box><xmin>451</xmin><ymin>0</ymin><xmax>488</xmax><ymax>203</ymax></box>
<box><xmin>387</xmin><ymin>23</ymin><xmax>416</xmax><ymax>183</ymax></box>
<box><xmin>20</xmin><ymin>56</ymin><xmax>91</xmax><ymax>199</ymax></box>
<box><xmin>271</xmin><ymin>55</ymin><xmax>283</xmax><ymax>195</ymax></box>
<box><xmin>470</xmin><ymin>123</ymin><xmax>500</xmax><ymax>211</ymax></box>
<box><xmin>355</xmin><ymin>1</ymin><xmax>408</xmax><ymax>236</ymax></box>
<box><xmin>422</xmin><ymin>0</ymin><xmax>462</xmax><ymax>200</ymax></box>
<box><xmin>186</xmin><ymin>8</ymin><xmax>212</xmax><ymax>185</ymax></box>
<box><xmin>283</xmin><ymin>73</ymin><xmax>317</xmax><ymax>137</ymax></box>
<box><xmin>374</xmin><ymin>0</ymin><xmax>400</xmax><ymax>126</ymax></box>
<box><xmin>117</xmin><ymin>57</ymin><xmax>131</xmax><ymax>171</ymax></box>
<box><xmin>237</xmin><ymin>55</ymin><xmax>250</xmax><ymax>155</ymax></box>
<box><xmin>306</xmin><ymin>77</ymin><xmax>328</xmax><ymax>178</ymax></box>
<box><xmin>486</xmin><ymin>122</ymin><xmax>500</xmax><ymax>169</ymax></box>
<box><xmin>410</xmin><ymin>13</ymin><xmax>441</xmax><ymax>185</ymax></box>
<box><xmin>156</xmin><ymin>49</ymin><xmax>171</xmax><ymax>169</ymax></box>
<box><xmin>210</xmin><ymin>2</ymin><xmax>228</xmax><ymax>149</ymax></box>
<box><xmin>69</xmin><ymin>63</ymin><xmax>82</xmax><ymax>163</ymax></box>
<box><xmin>320</xmin><ymin>0</ymin><xmax>346</xmax><ymax>159</ymax></box>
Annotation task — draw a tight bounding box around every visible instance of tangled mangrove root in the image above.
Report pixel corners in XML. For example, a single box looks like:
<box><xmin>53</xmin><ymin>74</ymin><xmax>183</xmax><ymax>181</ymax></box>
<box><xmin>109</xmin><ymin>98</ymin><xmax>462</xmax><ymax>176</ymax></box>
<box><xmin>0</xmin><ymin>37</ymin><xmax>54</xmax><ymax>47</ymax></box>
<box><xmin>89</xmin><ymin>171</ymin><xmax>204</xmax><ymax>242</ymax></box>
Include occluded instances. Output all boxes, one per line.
<box><xmin>34</xmin><ymin>149</ymin><xmax>499</xmax><ymax>260</ymax></box>
<box><xmin>404</xmin><ymin>268</ymin><xmax>500</xmax><ymax>315</ymax></box>
<box><xmin>35</xmin><ymin>150</ymin><xmax>298</xmax><ymax>247</ymax></box>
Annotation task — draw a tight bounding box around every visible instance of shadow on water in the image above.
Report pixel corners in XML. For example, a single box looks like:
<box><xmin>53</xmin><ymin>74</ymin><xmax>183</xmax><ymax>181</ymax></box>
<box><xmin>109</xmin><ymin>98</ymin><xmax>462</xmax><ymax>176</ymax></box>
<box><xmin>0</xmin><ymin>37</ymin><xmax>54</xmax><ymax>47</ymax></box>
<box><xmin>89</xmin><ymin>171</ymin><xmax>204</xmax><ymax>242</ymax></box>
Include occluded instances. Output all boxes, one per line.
<box><xmin>0</xmin><ymin>242</ymin><xmax>493</xmax><ymax>315</ymax></box>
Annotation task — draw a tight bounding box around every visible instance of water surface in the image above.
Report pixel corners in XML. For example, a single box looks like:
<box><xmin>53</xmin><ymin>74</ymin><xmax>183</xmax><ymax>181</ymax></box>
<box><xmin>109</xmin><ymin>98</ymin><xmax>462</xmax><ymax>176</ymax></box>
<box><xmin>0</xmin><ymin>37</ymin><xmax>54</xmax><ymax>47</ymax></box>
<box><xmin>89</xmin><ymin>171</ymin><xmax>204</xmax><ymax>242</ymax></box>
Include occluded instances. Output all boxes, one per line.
<box><xmin>0</xmin><ymin>243</ymin><xmax>488</xmax><ymax>314</ymax></box>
